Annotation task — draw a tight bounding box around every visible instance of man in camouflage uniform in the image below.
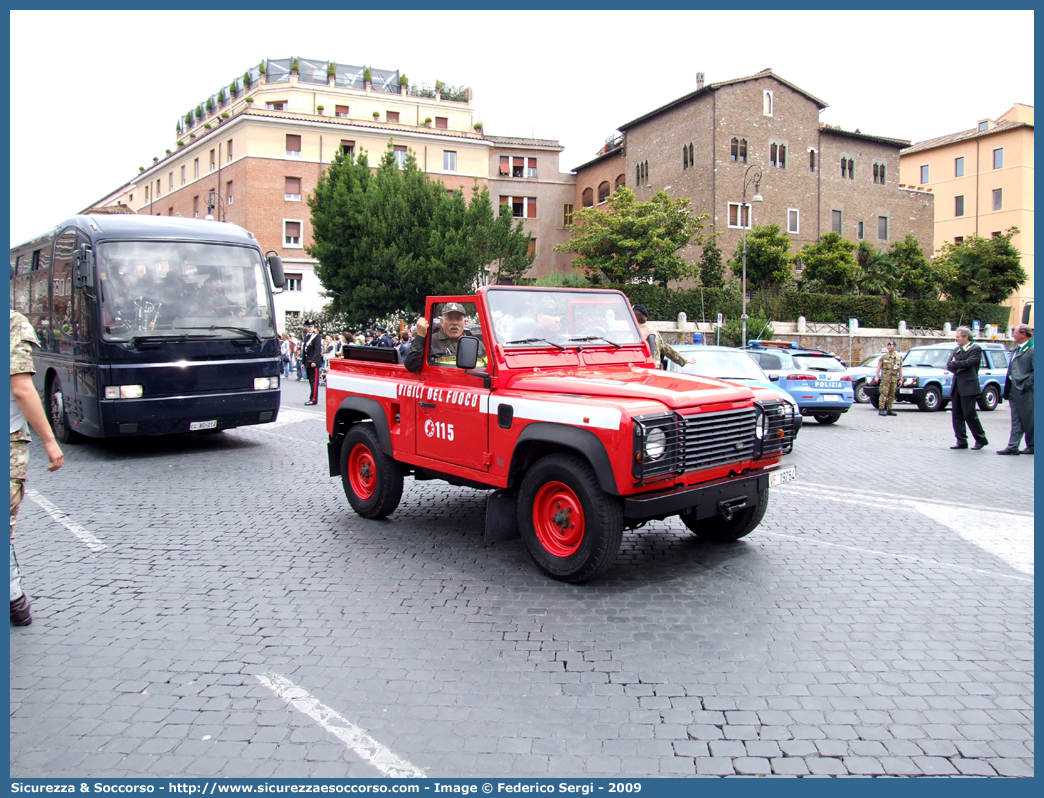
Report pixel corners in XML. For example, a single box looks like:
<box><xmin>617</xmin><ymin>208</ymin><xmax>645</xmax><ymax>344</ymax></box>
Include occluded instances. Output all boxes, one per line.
<box><xmin>10</xmin><ymin>310</ymin><xmax>64</xmax><ymax>626</ymax></box>
<box><xmin>875</xmin><ymin>340</ymin><xmax>903</xmax><ymax>416</ymax></box>
<box><xmin>633</xmin><ymin>305</ymin><xmax>687</xmax><ymax>370</ymax></box>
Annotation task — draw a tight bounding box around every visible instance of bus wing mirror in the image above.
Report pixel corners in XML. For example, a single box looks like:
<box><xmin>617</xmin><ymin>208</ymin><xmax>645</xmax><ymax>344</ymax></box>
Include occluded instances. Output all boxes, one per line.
<box><xmin>74</xmin><ymin>245</ymin><xmax>94</xmax><ymax>289</ymax></box>
<box><xmin>266</xmin><ymin>251</ymin><xmax>285</xmax><ymax>289</ymax></box>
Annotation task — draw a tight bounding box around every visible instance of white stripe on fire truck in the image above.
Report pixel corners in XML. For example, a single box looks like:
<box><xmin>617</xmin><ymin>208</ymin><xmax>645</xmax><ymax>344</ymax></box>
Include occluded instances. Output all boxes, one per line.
<box><xmin>325</xmin><ymin>373</ymin><xmax>399</xmax><ymax>399</ymax></box>
<box><xmin>487</xmin><ymin>397</ymin><xmax>621</xmax><ymax>430</ymax></box>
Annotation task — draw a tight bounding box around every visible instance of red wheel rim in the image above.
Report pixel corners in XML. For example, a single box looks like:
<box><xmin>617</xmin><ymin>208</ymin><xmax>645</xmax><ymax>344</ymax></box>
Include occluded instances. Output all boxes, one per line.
<box><xmin>532</xmin><ymin>481</ymin><xmax>585</xmax><ymax>557</ymax></box>
<box><xmin>348</xmin><ymin>443</ymin><xmax>377</xmax><ymax>500</ymax></box>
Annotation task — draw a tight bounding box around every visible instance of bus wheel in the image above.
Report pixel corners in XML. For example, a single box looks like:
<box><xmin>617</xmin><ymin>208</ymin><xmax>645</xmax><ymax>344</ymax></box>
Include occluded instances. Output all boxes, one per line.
<box><xmin>47</xmin><ymin>378</ymin><xmax>79</xmax><ymax>444</ymax></box>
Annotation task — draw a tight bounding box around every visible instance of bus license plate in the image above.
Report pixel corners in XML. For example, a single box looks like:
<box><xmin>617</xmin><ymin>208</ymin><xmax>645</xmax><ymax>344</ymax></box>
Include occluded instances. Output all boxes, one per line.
<box><xmin>190</xmin><ymin>420</ymin><xmax>218</xmax><ymax>431</ymax></box>
<box><xmin>769</xmin><ymin>466</ymin><xmax>797</xmax><ymax>487</ymax></box>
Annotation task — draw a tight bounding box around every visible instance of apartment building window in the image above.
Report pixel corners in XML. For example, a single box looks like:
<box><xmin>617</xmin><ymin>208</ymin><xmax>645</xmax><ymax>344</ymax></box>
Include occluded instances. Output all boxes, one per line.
<box><xmin>730</xmin><ymin>137</ymin><xmax>748</xmax><ymax>163</ymax></box>
<box><xmin>341</xmin><ymin>140</ymin><xmax>355</xmax><ymax>159</ymax></box>
<box><xmin>181</xmin><ymin>165</ymin><xmax>186</xmax><ymax>186</ymax></box>
<box><xmin>872</xmin><ymin>162</ymin><xmax>887</xmax><ymax>184</ymax></box>
<box><xmin>878</xmin><ymin>216</ymin><xmax>889</xmax><ymax>241</ymax></box>
<box><xmin>728</xmin><ymin>202</ymin><xmax>751</xmax><ymax>229</ymax></box>
<box><xmin>502</xmin><ymin>196</ymin><xmax>536</xmax><ymax>218</ymax></box>
<box><xmin>769</xmin><ymin>141</ymin><xmax>786</xmax><ymax>169</ymax></box>
<box><xmin>993</xmin><ymin>148</ymin><xmax>1003</xmax><ymax>169</ymax></box>
<box><xmin>598</xmin><ymin>181</ymin><xmax>610</xmax><ymax>204</ymax></box>
<box><xmin>615</xmin><ymin>174</ymin><xmax>625</xmax><ymax>191</ymax></box>
<box><xmin>284</xmin><ymin>220</ymin><xmax>302</xmax><ymax>247</ymax></box>
<box><xmin>787</xmin><ymin>209</ymin><xmax>800</xmax><ymax>235</ymax></box>
<box><xmin>563</xmin><ymin>203</ymin><xmax>574</xmax><ymax>226</ymax></box>
<box><xmin>978</xmin><ymin>121</ymin><xmax>989</xmax><ymax>132</ymax></box>
<box><xmin>129</xmin><ymin>194</ymin><xmax>133</xmax><ymax>203</ymax></box>
<box><xmin>840</xmin><ymin>157</ymin><xmax>854</xmax><ymax>179</ymax></box>
<box><xmin>840</xmin><ymin>158</ymin><xmax>847</xmax><ymax>179</ymax></box>
<box><xmin>169</xmin><ymin>172</ymin><xmax>174</xmax><ymax>191</ymax></box>
<box><xmin>512</xmin><ymin>157</ymin><xmax>525</xmax><ymax>178</ymax></box>
<box><xmin>435</xmin><ymin>116</ymin><xmax>448</xmax><ymax>130</ymax></box>
<box><xmin>168</xmin><ymin>207</ymin><xmax>173</xmax><ymax>216</ymax></box>
<box><xmin>581</xmin><ymin>188</ymin><xmax>594</xmax><ymax>208</ymax></box>
<box><xmin>285</xmin><ymin>177</ymin><xmax>301</xmax><ymax>201</ymax></box>
<box><xmin>830</xmin><ymin>210</ymin><xmax>842</xmax><ymax>234</ymax></box>
<box><xmin>156</xmin><ymin>179</ymin><xmax>162</xmax><ymax>197</ymax></box>
<box><xmin>809</xmin><ymin>149</ymin><xmax>816</xmax><ymax>173</ymax></box>
<box><xmin>145</xmin><ymin>185</ymin><xmax>150</xmax><ymax>202</ymax></box>
<box><xmin>443</xmin><ymin>151</ymin><xmax>457</xmax><ymax>172</ymax></box>
<box><xmin>954</xmin><ymin>236</ymin><xmax>964</xmax><ymax>244</ymax></box>
<box><xmin>286</xmin><ymin>135</ymin><xmax>302</xmax><ymax>157</ymax></box>
<box><xmin>992</xmin><ymin>231</ymin><xmax>1002</xmax><ymax>238</ymax></box>
<box><xmin>763</xmin><ymin>90</ymin><xmax>773</xmax><ymax>116</ymax></box>
<box><xmin>527</xmin><ymin>158</ymin><xmax>537</xmax><ymax>178</ymax></box>
<box><xmin>193</xmin><ymin>195</ymin><xmax>199</xmax><ymax>218</ymax></box>
<box><xmin>857</xmin><ymin>221</ymin><xmax>864</xmax><ymax>240</ymax></box>
<box><xmin>393</xmin><ymin>145</ymin><xmax>407</xmax><ymax>169</ymax></box>
<box><xmin>499</xmin><ymin>156</ymin><xmax>510</xmax><ymax>177</ymax></box>
<box><xmin>194</xmin><ymin>158</ymin><xmax>199</xmax><ymax>179</ymax></box>
<box><xmin>209</xmin><ymin>150</ymin><xmax>215</xmax><ymax>171</ymax></box>
<box><xmin>227</xmin><ymin>139</ymin><xmax>233</xmax><ymax>162</ymax></box>
<box><xmin>993</xmin><ymin>188</ymin><xmax>1003</xmax><ymax>211</ymax></box>
<box><xmin>919</xmin><ymin>164</ymin><xmax>929</xmax><ymax>184</ymax></box>
<box><xmin>284</xmin><ymin>273</ymin><xmax>303</xmax><ymax>291</ymax></box>
<box><xmin>226</xmin><ymin>181</ymin><xmax>233</xmax><ymax>205</ymax></box>
<box><xmin>955</xmin><ymin>156</ymin><xmax>965</xmax><ymax>177</ymax></box>
<box><xmin>335</xmin><ymin>105</ymin><xmax>349</xmax><ymax>118</ymax></box>
<box><xmin>527</xmin><ymin>239</ymin><xmax>536</xmax><ymax>257</ymax></box>
<box><xmin>955</xmin><ymin>195</ymin><xmax>965</xmax><ymax>217</ymax></box>
<box><xmin>266</xmin><ymin>101</ymin><xmax>285</xmax><ymax>111</ymax></box>
<box><xmin>386</xmin><ymin>111</ymin><xmax>400</xmax><ymax>123</ymax></box>
<box><xmin>635</xmin><ymin>160</ymin><xmax>649</xmax><ymax>187</ymax></box>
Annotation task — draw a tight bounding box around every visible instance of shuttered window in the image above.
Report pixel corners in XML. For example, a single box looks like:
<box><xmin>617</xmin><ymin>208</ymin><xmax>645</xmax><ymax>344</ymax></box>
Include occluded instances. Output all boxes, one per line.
<box><xmin>286</xmin><ymin>134</ymin><xmax>302</xmax><ymax>156</ymax></box>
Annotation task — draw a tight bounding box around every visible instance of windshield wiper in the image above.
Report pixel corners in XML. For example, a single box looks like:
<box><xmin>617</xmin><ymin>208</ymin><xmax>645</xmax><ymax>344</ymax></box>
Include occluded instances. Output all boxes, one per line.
<box><xmin>506</xmin><ymin>337</ymin><xmax>565</xmax><ymax>350</ymax></box>
<box><xmin>567</xmin><ymin>335</ymin><xmax>621</xmax><ymax>349</ymax></box>
<box><xmin>129</xmin><ymin>332</ymin><xmax>218</xmax><ymax>348</ymax></box>
<box><xmin>182</xmin><ymin>325</ymin><xmax>262</xmax><ymax>344</ymax></box>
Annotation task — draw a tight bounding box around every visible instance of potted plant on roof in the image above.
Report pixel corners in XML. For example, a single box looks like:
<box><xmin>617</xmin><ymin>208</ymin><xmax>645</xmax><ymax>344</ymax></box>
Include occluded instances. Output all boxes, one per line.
<box><xmin>230</xmin><ymin>78</ymin><xmax>239</xmax><ymax>98</ymax></box>
<box><xmin>290</xmin><ymin>58</ymin><xmax>299</xmax><ymax>76</ymax></box>
<box><xmin>373</xmin><ymin>110</ymin><xmax>380</xmax><ymax>120</ymax></box>
<box><xmin>177</xmin><ymin>140</ymin><xmax>185</xmax><ymax>148</ymax></box>
<box><xmin>258</xmin><ymin>60</ymin><xmax>266</xmax><ymax>85</ymax></box>
<box><xmin>473</xmin><ymin>121</ymin><xmax>483</xmax><ymax>132</ymax></box>
<box><xmin>434</xmin><ymin>79</ymin><xmax>443</xmax><ymax>101</ymax></box>
<box><xmin>327</xmin><ymin>61</ymin><xmax>336</xmax><ymax>86</ymax></box>
<box><xmin>245</xmin><ymin>96</ymin><xmax>254</xmax><ymax>106</ymax></box>
<box><xmin>243</xmin><ymin>70</ymin><xmax>252</xmax><ymax>90</ymax></box>
<box><xmin>400</xmin><ymin>74</ymin><xmax>408</xmax><ymax>96</ymax></box>
<box><xmin>423</xmin><ymin>116</ymin><xmax>432</xmax><ymax>127</ymax></box>
<box><xmin>363</xmin><ymin>67</ymin><xmax>372</xmax><ymax>92</ymax></box>
<box><xmin>317</xmin><ymin>104</ymin><xmax>325</xmax><ymax>115</ymax></box>
<box><xmin>206</xmin><ymin>97</ymin><xmax>214</xmax><ymax>116</ymax></box>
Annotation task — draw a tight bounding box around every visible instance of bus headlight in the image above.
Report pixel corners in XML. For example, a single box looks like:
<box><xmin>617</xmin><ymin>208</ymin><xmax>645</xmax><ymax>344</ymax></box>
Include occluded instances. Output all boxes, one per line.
<box><xmin>254</xmin><ymin>377</ymin><xmax>279</xmax><ymax>390</ymax></box>
<box><xmin>104</xmin><ymin>385</ymin><xmax>143</xmax><ymax>399</ymax></box>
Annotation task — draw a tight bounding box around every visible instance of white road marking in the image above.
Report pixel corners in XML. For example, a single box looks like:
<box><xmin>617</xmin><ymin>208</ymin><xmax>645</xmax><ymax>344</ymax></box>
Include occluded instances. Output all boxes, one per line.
<box><xmin>256</xmin><ymin>673</ymin><xmax>424</xmax><ymax>778</ymax></box>
<box><xmin>764</xmin><ymin>532</ymin><xmax>1032</xmax><ymax>584</ymax></box>
<box><xmin>778</xmin><ymin>483</ymin><xmax>1034</xmax><ymax>576</ymax></box>
<box><xmin>25</xmin><ymin>488</ymin><xmax>107</xmax><ymax>552</ymax></box>
<box><xmin>785</xmin><ymin>481</ymin><xmax>1034</xmax><ymax>517</ymax></box>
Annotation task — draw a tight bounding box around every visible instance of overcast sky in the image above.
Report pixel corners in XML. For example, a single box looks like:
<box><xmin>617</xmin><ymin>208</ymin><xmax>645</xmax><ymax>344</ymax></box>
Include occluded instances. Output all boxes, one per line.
<box><xmin>9</xmin><ymin>9</ymin><xmax>1034</xmax><ymax>246</ymax></box>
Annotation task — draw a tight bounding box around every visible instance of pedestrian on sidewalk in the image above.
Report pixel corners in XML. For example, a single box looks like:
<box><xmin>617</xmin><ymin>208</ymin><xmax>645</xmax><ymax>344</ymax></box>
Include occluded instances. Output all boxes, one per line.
<box><xmin>875</xmin><ymin>340</ymin><xmax>903</xmax><ymax>416</ymax></box>
<box><xmin>998</xmin><ymin>324</ymin><xmax>1034</xmax><ymax>455</ymax></box>
<box><xmin>10</xmin><ymin>310</ymin><xmax>64</xmax><ymax>627</ymax></box>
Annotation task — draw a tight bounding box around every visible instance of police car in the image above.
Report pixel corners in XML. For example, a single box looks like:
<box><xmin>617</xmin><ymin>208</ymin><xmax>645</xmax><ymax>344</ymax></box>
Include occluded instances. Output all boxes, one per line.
<box><xmin>865</xmin><ymin>341</ymin><xmax>1009</xmax><ymax>412</ymax></box>
<box><xmin>742</xmin><ymin>341</ymin><xmax>854</xmax><ymax>424</ymax></box>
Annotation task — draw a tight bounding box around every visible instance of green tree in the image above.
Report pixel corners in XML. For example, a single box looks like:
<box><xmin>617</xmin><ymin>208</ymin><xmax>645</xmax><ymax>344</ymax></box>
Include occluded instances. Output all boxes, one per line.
<box><xmin>553</xmin><ymin>187</ymin><xmax>707</xmax><ymax>288</ymax></box>
<box><xmin>938</xmin><ymin>227</ymin><xmax>1025</xmax><ymax>304</ymax></box>
<box><xmin>889</xmin><ymin>234</ymin><xmax>950</xmax><ymax>300</ymax></box>
<box><xmin>855</xmin><ymin>241</ymin><xmax>900</xmax><ymax>299</ymax></box>
<box><xmin>308</xmin><ymin>143</ymin><xmax>532</xmax><ymax>323</ymax></box>
<box><xmin>727</xmin><ymin>223</ymin><xmax>791</xmax><ymax>292</ymax></box>
<box><xmin>796</xmin><ymin>232</ymin><xmax>860</xmax><ymax>294</ymax></box>
<box><xmin>699</xmin><ymin>237</ymin><xmax>725</xmax><ymax>288</ymax></box>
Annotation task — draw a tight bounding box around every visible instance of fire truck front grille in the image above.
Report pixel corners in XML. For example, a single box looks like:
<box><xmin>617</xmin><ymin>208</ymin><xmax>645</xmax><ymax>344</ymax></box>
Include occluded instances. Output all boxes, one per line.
<box><xmin>681</xmin><ymin>407</ymin><xmax>757</xmax><ymax>470</ymax></box>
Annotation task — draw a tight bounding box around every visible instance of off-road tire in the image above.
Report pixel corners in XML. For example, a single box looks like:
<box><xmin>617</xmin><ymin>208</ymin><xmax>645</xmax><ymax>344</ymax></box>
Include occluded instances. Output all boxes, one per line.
<box><xmin>518</xmin><ymin>453</ymin><xmax>623</xmax><ymax>583</ymax></box>
<box><xmin>340</xmin><ymin>424</ymin><xmax>404</xmax><ymax>519</ymax></box>
<box><xmin>681</xmin><ymin>486</ymin><xmax>769</xmax><ymax>542</ymax></box>
<box><xmin>917</xmin><ymin>385</ymin><xmax>942</xmax><ymax>412</ymax></box>
<box><xmin>977</xmin><ymin>384</ymin><xmax>1000</xmax><ymax>412</ymax></box>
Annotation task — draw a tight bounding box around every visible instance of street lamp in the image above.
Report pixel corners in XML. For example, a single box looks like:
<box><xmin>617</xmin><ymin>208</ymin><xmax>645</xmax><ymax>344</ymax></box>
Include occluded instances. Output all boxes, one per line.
<box><xmin>740</xmin><ymin>164</ymin><xmax>763</xmax><ymax>348</ymax></box>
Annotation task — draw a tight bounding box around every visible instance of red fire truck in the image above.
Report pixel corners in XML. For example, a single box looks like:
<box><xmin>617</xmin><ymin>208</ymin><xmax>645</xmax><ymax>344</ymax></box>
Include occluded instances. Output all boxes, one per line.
<box><xmin>325</xmin><ymin>287</ymin><xmax>797</xmax><ymax>582</ymax></box>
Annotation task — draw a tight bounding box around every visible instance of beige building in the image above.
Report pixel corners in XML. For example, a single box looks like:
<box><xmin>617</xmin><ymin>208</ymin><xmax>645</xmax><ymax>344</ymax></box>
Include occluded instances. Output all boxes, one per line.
<box><xmin>86</xmin><ymin>58</ymin><xmax>574</xmax><ymax>326</ymax></box>
<box><xmin>900</xmin><ymin>104</ymin><xmax>1034</xmax><ymax>322</ymax></box>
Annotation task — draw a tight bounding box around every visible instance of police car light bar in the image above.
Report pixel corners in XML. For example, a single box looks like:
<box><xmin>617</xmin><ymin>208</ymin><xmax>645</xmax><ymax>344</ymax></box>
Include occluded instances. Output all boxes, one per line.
<box><xmin>748</xmin><ymin>340</ymin><xmax>799</xmax><ymax>349</ymax></box>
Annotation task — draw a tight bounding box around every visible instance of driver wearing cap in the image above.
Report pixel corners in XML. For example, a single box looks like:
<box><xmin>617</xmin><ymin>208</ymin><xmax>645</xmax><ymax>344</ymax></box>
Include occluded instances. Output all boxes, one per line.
<box><xmin>404</xmin><ymin>302</ymin><xmax>485</xmax><ymax>372</ymax></box>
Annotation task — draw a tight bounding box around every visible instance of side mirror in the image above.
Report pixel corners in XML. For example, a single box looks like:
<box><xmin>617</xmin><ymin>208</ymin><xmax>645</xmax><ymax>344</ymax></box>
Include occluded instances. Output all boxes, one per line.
<box><xmin>769</xmin><ymin>374</ymin><xmax>780</xmax><ymax>382</ymax></box>
<box><xmin>456</xmin><ymin>335</ymin><xmax>479</xmax><ymax>370</ymax></box>
<box><xmin>266</xmin><ymin>251</ymin><xmax>285</xmax><ymax>288</ymax></box>
<box><xmin>74</xmin><ymin>244</ymin><xmax>94</xmax><ymax>289</ymax></box>
<box><xmin>646</xmin><ymin>333</ymin><xmax>657</xmax><ymax>359</ymax></box>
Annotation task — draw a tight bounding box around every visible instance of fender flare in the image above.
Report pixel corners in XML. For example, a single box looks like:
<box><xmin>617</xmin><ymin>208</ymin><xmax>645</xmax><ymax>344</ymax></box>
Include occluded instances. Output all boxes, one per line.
<box><xmin>331</xmin><ymin>396</ymin><xmax>393</xmax><ymax>456</ymax></box>
<box><xmin>510</xmin><ymin>422</ymin><xmax>619</xmax><ymax>495</ymax></box>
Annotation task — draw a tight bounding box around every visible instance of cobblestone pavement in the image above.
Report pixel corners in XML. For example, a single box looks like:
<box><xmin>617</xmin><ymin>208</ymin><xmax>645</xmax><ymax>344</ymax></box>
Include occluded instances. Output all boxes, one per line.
<box><xmin>10</xmin><ymin>378</ymin><xmax>1033</xmax><ymax>777</ymax></box>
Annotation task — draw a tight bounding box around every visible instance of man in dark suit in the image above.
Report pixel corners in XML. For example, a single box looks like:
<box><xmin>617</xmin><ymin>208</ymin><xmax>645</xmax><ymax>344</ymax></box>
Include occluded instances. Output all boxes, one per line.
<box><xmin>301</xmin><ymin>319</ymin><xmax>324</xmax><ymax>406</ymax></box>
<box><xmin>947</xmin><ymin>326</ymin><xmax>988</xmax><ymax>450</ymax></box>
<box><xmin>998</xmin><ymin>324</ymin><xmax>1034</xmax><ymax>455</ymax></box>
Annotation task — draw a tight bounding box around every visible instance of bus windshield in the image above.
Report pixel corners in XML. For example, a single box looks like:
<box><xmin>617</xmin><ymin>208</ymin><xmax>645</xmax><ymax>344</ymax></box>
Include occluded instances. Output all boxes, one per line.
<box><xmin>97</xmin><ymin>241</ymin><xmax>274</xmax><ymax>340</ymax></box>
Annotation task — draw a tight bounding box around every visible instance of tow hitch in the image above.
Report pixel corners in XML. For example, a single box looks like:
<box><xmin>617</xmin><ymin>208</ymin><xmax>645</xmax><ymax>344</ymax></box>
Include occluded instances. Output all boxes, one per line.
<box><xmin>717</xmin><ymin>496</ymin><xmax>749</xmax><ymax>522</ymax></box>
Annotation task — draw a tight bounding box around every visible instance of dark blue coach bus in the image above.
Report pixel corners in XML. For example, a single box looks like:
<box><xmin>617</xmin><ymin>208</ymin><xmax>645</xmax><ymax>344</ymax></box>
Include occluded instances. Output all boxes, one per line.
<box><xmin>10</xmin><ymin>214</ymin><xmax>286</xmax><ymax>441</ymax></box>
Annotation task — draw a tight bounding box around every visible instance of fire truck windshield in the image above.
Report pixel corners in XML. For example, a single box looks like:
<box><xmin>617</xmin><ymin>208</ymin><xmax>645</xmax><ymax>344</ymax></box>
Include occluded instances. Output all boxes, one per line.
<box><xmin>486</xmin><ymin>289</ymin><xmax>642</xmax><ymax>348</ymax></box>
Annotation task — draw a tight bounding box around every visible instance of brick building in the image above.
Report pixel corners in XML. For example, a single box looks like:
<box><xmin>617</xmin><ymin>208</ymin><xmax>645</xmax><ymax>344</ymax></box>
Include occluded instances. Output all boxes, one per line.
<box><xmin>900</xmin><ymin>104</ymin><xmax>1034</xmax><ymax>321</ymax></box>
<box><xmin>86</xmin><ymin>58</ymin><xmax>575</xmax><ymax>327</ymax></box>
<box><xmin>573</xmin><ymin>69</ymin><xmax>935</xmax><ymax>282</ymax></box>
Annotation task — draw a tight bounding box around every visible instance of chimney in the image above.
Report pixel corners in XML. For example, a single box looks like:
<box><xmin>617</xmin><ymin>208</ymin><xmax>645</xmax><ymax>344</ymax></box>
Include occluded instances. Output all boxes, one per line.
<box><xmin>696</xmin><ymin>72</ymin><xmax>705</xmax><ymax>90</ymax></box>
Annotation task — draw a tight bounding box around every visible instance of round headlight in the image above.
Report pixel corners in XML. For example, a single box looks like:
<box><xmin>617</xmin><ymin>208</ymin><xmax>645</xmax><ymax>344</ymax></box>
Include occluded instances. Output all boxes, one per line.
<box><xmin>645</xmin><ymin>427</ymin><xmax>667</xmax><ymax>460</ymax></box>
<box><xmin>755</xmin><ymin>411</ymin><xmax>768</xmax><ymax>440</ymax></box>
